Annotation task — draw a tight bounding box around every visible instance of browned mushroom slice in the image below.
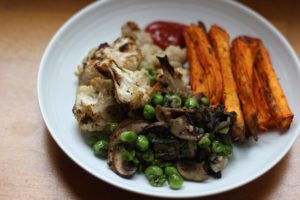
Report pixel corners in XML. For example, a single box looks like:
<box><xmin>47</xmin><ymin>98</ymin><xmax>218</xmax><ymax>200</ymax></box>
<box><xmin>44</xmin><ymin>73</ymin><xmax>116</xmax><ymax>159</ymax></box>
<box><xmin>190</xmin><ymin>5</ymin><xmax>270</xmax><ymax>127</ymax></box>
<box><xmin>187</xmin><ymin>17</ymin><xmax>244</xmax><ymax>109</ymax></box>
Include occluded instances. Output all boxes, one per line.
<box><xmin>142</xmin><ymin>121</ymin><xmax>169</xmax><ymax>134</ymax></box>
<box><xmin>111</xmin><ymin>146</ymin><xmax>137</xmax><ymax>178</ymax></box>
<box><xmin>108</xmin><ymin>119</ymin><xmax>149</xmax><ymax>178</ymax></box>
<box><xmin>169</xmin><ymin>116</ymin><xmax>202</xmax><ymax>141</ymax></box>
<box><xmin>155</xmin><ymin>106</ymin><xmax>202</xmax><ymax>141</ymax></box>
<box><xmin>176</xmin><ymin>160</ymin><xmax>208</xmax><ymax>182</ymax></box>
<box><xmin>153</xmin><ymin>143</ymin><xmax>178</xmax><ymax>161</ymax></box>
<box><xmin>155</xmin><ymin>105</ymin><xmax>195</xmax><ymax>122</ymax></box>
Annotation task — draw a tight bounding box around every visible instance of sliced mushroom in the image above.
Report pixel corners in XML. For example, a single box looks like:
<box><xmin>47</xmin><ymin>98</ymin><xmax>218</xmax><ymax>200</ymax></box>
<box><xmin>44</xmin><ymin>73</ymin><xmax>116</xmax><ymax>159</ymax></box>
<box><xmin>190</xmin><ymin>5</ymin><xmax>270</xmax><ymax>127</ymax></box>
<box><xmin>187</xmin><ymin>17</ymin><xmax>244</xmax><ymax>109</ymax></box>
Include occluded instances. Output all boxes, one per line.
<box><xmin>153</xmin><ymin>143</ymin><xmax>178</xmax><ymax>161</ymax></box>
<box><xmin>169</xmin><ymin>116</ymin><xmax>202</xmax><ymax>141</ymax></box>
<box><xmin>205</xmin><ymin>105</ymin><xmax>236</xmax><ymax>133</ymax></box>
<box><xmin>155</xmin><ymin>105</ymin><xmax>195</xmax><ymax>122</ymax></box>
<box><xmin>176</xmin><ymin>160</ymin><xmax>208</xmax><ymax>182</ymax></box>
<box><xmin>142</xmin><ymin>121</ymin><xmax>169</xmax><ymax>134</ymax></box>
<box><xmin>155</xmin><ymin>106</ymin><xmax>202</xmax><ymax>141</ymax></box>
<box><xmin>111</xmin><ymin>146</ymin><xmax>137</xmax><ymax>178</ymax></box>
<box><xmin>108</xmin><ymin>119</ymin><xmax>149</xmax><ymax>178</ymax></box>
<box><xmin>178</xmin><ymin>141</ymin><xmax>197</xmax><ymax>159</ymax></box>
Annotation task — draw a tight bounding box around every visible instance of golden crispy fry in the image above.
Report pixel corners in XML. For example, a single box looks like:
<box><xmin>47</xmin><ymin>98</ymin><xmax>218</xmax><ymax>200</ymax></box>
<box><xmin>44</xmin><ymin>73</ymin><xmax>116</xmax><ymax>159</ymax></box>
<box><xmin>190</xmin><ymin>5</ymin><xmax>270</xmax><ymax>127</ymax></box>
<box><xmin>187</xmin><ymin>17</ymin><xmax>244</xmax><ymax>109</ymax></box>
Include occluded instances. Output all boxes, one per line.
<box><xmin>231</xmin><ymin>37</ymin><xmax>258</xmax><ymax>139</ymax></box>
<box><xmin>242</xmin><ymin>37</ymin><xmax>274</xmax><ymax>131</ymax></box>
<box><xmin>188</xmin><ymin>26</ymin><xmax>215</xmax><ymax>103</ymax></box>
<box><xmin>208</xmin><ymin>24</ymin><xmax>246</xmax><ymax>141</ymax></box>
<box><xmin>252</xmin><ymin>69</ymin><xmax>273</xmax><ymax>131</ymax></box>
<box><xmin>253</xmin><ymin>40</ymin><xmax>294</xmax><ymax>129</ymax></box>
<box><xmin>189</xmin><ymin>23</ymin><xmax>223</xmax><ymax>107</ymax></box>
<box><xmin>183</xmin><ymin>27</ymin><xmax>209</xmax><ymax>97</ymax></box>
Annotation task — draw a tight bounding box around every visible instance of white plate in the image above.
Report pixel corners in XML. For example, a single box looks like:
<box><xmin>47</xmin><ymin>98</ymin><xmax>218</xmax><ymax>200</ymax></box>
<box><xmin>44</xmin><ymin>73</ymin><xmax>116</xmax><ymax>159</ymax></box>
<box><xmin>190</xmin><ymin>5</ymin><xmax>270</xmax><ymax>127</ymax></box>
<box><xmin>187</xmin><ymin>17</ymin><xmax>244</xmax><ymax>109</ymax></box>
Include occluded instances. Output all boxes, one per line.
<box><xmin>38</xmin><ymin>0</ymin><xmax>300</xmax><ymax>198</ymax></box>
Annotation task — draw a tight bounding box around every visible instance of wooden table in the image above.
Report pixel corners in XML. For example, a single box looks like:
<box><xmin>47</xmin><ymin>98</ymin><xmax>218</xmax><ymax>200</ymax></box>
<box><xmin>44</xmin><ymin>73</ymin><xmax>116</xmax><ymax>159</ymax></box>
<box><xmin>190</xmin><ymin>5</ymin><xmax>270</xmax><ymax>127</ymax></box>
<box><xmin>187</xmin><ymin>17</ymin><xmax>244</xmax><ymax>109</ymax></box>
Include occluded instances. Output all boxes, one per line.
<box><xmin>1</xmin><ymin>0</ymin><xmax>299</xmax><ymax>199</ymax></box>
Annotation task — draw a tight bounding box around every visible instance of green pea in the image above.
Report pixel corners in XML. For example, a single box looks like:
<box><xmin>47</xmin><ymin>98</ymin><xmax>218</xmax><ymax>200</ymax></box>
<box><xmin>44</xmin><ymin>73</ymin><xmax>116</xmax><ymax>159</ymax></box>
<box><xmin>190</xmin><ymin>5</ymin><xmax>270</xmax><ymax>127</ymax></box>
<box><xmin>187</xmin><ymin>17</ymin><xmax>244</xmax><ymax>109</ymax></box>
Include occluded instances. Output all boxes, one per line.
<box><xmin>109</xmin><ymin>122</ymin><xmax>118</xmax><ymax>133</ymax></box>
<box><xmin>145</xmin><ymin>166</ymin><xmax>163</xmax><ymax>177</ymax></box>
<box><xmin>143</xmin><ymin>104</ymin><xmax>155</xmax><ymax>120</ymax></box>
<box><xmin>142</xmin><ymin>150</ymin><xmax>154</xmax><ymax>163</ymax></box>
<box><xmin>92</xmin><ymin>140</ymin><xmax>108</xmax><ymax>157</ymax></box>
<box><xmin>145</xmin><ymin>166</ymin><xmax>166</xmax><ymax>187</ymax></box>
<box><xmin>169</xmin><ymin>95</ymin><xmax>182</xmax><ymax>107</ymax></box>
<box><xmin>184</xmin><ymin>97</ymin><xmax>198</xmax><ymax>109</ymax></box>
<box><xmin>164</xmin><ymin>166</ymin><xmax>179</xmax><ymax>177</ymax></box>
<box><xmin>132</xmin><ymin>158</ymin><xmax>140</xmax><ymax>165</ymax></box>
<box><xmin>168</xmin><ymin>173</ymin><xmax>184</xmax><ymax>190</ymax></box>
<box><xmin>152</xmin><ymin>93</ymin><xmax>164</xmax><ymax>106</ymax></box>
<box><xmin>120</xmin><ymin>131</ymin><xmax>137</xmax><ymax>144</ymax></box>
<box><xmin>212</xmin><ymin>141</ymin><xmax>224</xmax><ymax>154</ymax></box>
<box><xmin>223</xmin><ymin>144</ymin><xmax>232</xmax><ymax>156</ymax></box>
<box><xmin>146</xmin><ymin>68</ymin><xmax>157</xmax><ymax>81</ymax></box>
<box><xmin>120</xmin><ymin>149</ymin><xmax>135</xmax><ymax>161</ymax></box>
<box><xmin>218</xmin><ymin>126</ymin><xmax>230</xmax><ymax>134</ymax></box>
<box><xmin>151</xmin><ymin>159</ymin><xmax>172</xmax><ymax>168</ymax></box>
<box><xmin>136</xmin><ymin>135</ymin><xmax>149</xmax><ymax>151</ymax></box>
<box><xmin>198</xmin><ymin>134</ymin><xmax>211</xmax><ymax>148</ymax></box>
<box><xmin>200</xmin><ymin>96</ymin><xmax>210</xmax><ymax>106</ymax></box>
<box><xmin>86</xmin><ymin>135</ymin><xmax>98</xmax><ymax>147</ymax></box>
<box><xmin>163</xmin><ymin>94</ymin><xmax>171</xmax><ymax>106</ymax></box>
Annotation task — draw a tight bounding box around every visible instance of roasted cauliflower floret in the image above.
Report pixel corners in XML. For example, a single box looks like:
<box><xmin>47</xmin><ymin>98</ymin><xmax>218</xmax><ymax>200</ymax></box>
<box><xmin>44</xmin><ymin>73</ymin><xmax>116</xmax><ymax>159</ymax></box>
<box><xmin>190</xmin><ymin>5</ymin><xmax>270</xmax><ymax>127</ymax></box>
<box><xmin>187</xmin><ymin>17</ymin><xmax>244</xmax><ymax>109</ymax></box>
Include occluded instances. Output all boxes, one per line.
<box><xmin>76</xmin><ymin>37</ymin><xmax>142</xmax><ymax>86</ymax></box>
<box><xmin>76</xmin><ymin>48</ymin><xmax>100</xmax><ymax>85</ymax></box>
<box><xmin>72</xmin><ymin>77</ymin><xmax>124</xmax><ymax>131</ymax></box>
<box><xmin>109</xmin><ymin>62</ymin><xmax>156</xmax><ymax>109</ymax></box>
<box><xmin>100</xmin><ymin>37</ymin><xmax>142</xmax><ymax>71</ymax></box>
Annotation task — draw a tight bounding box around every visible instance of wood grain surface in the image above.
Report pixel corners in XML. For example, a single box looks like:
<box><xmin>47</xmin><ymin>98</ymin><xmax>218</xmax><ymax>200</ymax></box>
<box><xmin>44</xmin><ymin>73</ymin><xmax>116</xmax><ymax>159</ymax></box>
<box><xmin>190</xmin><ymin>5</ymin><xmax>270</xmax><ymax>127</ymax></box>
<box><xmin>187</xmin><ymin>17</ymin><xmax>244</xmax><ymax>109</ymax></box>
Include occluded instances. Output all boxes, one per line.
<box><xmin>0</xmin><ymin>0</ymin><xmax>299</xmax><ymax>199</ymax></box>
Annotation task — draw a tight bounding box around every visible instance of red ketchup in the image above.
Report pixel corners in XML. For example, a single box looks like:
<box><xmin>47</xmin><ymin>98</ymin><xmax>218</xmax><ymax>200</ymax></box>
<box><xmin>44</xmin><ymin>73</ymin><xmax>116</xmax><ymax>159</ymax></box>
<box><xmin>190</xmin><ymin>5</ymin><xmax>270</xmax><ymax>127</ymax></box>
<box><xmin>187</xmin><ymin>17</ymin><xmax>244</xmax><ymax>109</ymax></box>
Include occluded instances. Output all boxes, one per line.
<box><xmin>145</xmin><ymin>21</ymin><xmax>186</xmax><ymax>49</ymax></box>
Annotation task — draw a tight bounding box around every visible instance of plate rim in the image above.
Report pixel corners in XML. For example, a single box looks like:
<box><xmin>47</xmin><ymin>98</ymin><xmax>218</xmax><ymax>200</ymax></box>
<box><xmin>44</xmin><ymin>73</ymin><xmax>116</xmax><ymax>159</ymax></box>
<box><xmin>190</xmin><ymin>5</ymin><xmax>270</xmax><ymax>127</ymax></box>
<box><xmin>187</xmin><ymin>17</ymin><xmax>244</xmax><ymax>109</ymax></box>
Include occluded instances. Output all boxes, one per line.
<box><xmin>37</xmin><ymin>0</ymin><xmax>300</xmax><ymax>198</ymax></box>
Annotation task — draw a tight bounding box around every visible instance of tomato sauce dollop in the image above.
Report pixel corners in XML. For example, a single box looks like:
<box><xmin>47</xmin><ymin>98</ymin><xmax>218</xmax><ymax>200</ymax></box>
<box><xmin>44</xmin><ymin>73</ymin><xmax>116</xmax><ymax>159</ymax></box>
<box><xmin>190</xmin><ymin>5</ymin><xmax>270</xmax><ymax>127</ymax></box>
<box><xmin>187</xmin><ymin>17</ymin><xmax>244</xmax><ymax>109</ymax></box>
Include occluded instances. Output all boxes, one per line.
<box><xmin>145</xmin><ymin>21</ymin><xmax>186</xmax><ymax>50</ymax></box>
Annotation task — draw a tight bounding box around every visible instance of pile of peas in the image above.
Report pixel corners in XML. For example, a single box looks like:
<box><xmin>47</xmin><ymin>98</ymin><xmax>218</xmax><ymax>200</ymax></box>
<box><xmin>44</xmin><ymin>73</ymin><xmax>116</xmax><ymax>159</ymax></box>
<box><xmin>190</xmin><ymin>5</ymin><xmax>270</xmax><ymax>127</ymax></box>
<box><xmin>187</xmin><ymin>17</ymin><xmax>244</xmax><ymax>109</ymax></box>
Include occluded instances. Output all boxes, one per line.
<box><xmin>87</xmin><ymin>92</ymin><xmax>232</xmax><ymax>189</ymax></box>
<box><xmin>142</xmin><ymin>92</ymin><xmax>210</xmax><ymax>120</ymax></box>
<box><xmin>118</xmin><ymin>128</ymin><xmax>184</xmax><ymax>189</ymax></box>
<box><xmin>88</xmin><ymin>124</ymin><xmax>183</xmax><ymax>189</ymax></box>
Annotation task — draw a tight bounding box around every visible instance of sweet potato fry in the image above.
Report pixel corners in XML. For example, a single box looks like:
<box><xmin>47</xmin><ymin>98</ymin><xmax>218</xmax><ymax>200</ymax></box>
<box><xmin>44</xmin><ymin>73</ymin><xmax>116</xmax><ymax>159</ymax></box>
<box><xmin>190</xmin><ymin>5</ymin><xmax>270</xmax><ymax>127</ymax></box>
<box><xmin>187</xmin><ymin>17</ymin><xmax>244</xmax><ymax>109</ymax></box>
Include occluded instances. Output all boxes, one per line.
<box><xmin>231</xmin><ymin>37</ymin><xmax>258</xmax><ymax>139</ymax></box>
<box><xmin>253</xmin><ymin>68</ymin><xmax>273</xmax><ymax>131</ymax></box>
<box><xmin>183</xmin><ymin>27</ymin><xmax>209</xmax><ymax>97</ymax></box>
<box><xmin>243</xmin><ymin>36</ymin><xmax>274</xmax><ymax>131</ymax></box>
<box><xmin>209</xmin><ymin>25</ymin><xmax>246</xmax><ymax>141</ymax></box>
<box><xmin>253</xmin><ymin>40</ymin><xmax>294</xmax><ymax>129</ymax></box>
<box><xmin>189</xmin><ymin>23</ymin><xmax>223</xmax><ymax>107</ymax></box>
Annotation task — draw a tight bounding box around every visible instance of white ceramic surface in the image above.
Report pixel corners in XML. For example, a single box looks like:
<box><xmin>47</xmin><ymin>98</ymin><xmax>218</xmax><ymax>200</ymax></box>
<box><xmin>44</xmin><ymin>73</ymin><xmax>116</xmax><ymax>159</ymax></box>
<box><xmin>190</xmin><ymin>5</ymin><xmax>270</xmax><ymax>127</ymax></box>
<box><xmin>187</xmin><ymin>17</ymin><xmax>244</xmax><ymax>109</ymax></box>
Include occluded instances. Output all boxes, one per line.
<box><xmin>38</xmin><ymin>0</ymin><xmax>300</xmax><ymax>198</ymax></box>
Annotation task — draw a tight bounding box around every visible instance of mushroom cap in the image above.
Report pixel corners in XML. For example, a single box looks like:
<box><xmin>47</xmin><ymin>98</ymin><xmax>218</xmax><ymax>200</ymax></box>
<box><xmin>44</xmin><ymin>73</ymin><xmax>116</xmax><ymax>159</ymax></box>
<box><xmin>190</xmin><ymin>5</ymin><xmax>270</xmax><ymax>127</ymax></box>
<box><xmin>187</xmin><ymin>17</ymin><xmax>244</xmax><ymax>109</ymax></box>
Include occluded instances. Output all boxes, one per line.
<box><xmin>111</xmin><ymin>146</ymin><xmax>138</xmax><ymax>178</ymax></box>
<box><xmin>169</xmin><ymin>116</ymin><xmax>203</xmax><ymax>141</ymax></box>
<box><xmin>155</xmin><ymin>106</ymin><xmax>202</xmax><ymax>141</ymax></box>
<box><xmin>108</xmin><ymin>119</ymin><xmax>149</xmax><ymax>178</ymax></box>
<box><xmin>176</xmin><ymin>160</ymin><xmax>208</xmax><ymax>182</ymax></box>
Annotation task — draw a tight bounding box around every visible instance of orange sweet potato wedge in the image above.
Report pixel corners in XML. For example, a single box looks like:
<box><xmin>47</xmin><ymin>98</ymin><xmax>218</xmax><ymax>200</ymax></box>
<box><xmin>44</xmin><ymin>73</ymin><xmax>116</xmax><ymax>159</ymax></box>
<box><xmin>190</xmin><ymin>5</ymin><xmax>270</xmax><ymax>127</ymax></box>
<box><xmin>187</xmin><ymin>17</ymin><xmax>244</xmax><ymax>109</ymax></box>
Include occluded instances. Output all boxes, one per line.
<box><xmin>253</xmin><ymin>39</ymin><xmax>294</xmax><ymax>130</ymax></box>
<box><xmin>189</xmin><ymin>23</ymin><xmax>223</xmax><ymax>107</ymax></box>
<box><xmin>243</xmin><ymin>36</ymin><xmax>274</xmax><ymax>131</ymax></box>
<box><xmin>183</xmin><ymin>27</ymin><xmax>209</xmax><ymax>97</ymax></box>
<box><xmin>231</xmin><ymin>37</ymin><xmax>258</xmax><ymax>140</ymax></box>
<box><xmin>209</xmin><ymin>24</ymin><xmax>246</xmax><ymax>141</ymax></box>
